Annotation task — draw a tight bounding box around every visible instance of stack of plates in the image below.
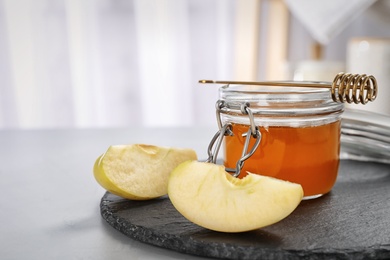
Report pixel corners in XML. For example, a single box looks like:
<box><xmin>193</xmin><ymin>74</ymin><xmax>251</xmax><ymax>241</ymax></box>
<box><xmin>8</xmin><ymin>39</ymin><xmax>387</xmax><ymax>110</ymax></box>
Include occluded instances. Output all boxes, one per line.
<box><xmin>341</xmin><ymin>109</ymin><xmax>390</xmax><ymax>164</ymax></box>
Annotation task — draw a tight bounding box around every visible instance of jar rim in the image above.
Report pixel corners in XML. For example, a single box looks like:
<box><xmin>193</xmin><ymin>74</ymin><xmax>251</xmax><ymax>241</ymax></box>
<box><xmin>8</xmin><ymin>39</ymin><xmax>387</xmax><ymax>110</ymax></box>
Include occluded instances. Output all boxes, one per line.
<box><xmin>219</xmin><ymin>82</ymin><xmax>344</xmax><ymax>117</ymax></box>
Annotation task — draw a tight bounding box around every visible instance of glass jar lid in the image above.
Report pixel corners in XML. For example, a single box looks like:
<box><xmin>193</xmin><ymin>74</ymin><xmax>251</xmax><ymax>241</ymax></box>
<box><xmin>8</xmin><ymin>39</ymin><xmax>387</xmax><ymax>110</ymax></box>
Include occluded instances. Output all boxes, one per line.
<box><xmin>219</xmin><ymin>82</ymin><xmax>344</xmax><ymax>116</ymax></box>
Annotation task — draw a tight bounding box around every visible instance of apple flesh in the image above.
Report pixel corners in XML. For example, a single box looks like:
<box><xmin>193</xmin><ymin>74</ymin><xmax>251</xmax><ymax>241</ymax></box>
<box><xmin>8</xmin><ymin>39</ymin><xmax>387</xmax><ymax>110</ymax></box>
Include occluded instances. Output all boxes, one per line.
<box><xmin>94</xmin><ymin>144</ymin><xmax>197</xmax><ymax>200</ymax></box>
<box><xmin>168</xmin><ymin>161</ymin><xmax>303</xmax><ymax>232</ymax></box>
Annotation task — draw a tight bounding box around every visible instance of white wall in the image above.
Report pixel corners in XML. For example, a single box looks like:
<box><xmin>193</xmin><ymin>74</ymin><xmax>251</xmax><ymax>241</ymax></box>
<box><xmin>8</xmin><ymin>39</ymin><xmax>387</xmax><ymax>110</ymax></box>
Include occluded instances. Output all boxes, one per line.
<box><xmin>0</xmin><ymin>0</ymin><xmax>235</xmax><ymax>129</ymax></box>
<box><xmin>0</xmin><ymin>0</ymin><xmax>389</xmax><ymax>129</ymax></box>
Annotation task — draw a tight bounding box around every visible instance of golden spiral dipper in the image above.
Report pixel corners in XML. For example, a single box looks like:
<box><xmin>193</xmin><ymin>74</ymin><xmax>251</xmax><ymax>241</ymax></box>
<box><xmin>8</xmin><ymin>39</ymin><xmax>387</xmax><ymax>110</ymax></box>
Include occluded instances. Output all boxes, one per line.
<box><xmin>200</xmin><ymin>72</ymin><xmax>378</xmax><ymax>105</ymax></box>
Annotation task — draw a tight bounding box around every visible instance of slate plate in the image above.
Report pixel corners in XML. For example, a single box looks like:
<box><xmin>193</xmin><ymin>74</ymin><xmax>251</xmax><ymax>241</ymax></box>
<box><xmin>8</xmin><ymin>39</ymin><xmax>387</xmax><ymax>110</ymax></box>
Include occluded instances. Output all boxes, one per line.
<box><xmin>100</xmin><ymin>160</ymin><xmax>390</xmax><ymax>260</ymax></box>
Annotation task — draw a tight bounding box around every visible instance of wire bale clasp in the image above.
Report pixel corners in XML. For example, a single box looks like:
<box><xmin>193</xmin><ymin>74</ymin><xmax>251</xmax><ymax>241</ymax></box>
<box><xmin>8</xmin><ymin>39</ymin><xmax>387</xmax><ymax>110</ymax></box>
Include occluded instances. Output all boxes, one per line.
<box><xmin>206</xmin><ymin>100</ymin><xmax>261</xmax><ymax>178</ymax></box>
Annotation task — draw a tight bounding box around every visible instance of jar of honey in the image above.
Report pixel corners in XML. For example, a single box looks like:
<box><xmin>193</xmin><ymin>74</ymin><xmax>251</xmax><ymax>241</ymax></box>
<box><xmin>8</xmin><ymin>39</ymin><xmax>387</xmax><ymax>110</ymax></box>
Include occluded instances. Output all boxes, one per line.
<box><xmin>217</xmin><ymin>83</ymin><xmax>344</xmax><ymax>199</ymax></box>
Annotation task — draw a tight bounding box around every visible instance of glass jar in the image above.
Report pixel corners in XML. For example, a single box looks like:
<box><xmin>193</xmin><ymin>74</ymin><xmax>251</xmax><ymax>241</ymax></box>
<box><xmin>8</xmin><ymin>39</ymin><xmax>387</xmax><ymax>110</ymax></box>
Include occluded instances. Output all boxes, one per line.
<box><xmin>218</xmin><ymin>82</ymin><xmax>344</xmax><ymax>199</ymax></box>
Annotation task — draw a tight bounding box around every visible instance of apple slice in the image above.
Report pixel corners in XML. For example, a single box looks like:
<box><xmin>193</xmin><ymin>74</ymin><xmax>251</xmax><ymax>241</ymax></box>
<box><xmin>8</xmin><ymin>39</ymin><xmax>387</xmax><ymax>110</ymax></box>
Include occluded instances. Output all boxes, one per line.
<box><xmin>94</xmin><ymin>144</ymin><xmax>197</xmax><ymax>200</ymax></box>
<box><xmin>168</xmin><ymin>161</ymin><xmax>303</xmax><ymax>232</ymax></box>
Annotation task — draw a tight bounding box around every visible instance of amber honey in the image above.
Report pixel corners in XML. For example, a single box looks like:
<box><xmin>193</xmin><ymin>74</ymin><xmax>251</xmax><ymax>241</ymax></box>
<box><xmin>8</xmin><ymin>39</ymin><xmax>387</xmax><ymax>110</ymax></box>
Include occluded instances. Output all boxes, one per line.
<box><xmin>224</xmin><ymin>121</ymin><xmax>341</xmax><ymax>197</ymax></box>
<box><xmin>217</xmin><ymin>83</ymin><xmax>344</xmax><ymax>199</ymax></box>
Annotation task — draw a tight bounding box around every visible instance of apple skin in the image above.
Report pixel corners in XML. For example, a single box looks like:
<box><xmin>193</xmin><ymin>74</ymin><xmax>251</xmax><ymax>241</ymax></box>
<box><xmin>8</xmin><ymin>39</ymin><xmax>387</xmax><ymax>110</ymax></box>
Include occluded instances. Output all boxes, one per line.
<box><xmin>93</xmin><ymin>144</ymin><xmax>197</xmax><ymax>200</ymax></box>
<box><xmin>168</xmin><ymin>161</ymin><xmax>303</xmax><ymax>232</ymax></box>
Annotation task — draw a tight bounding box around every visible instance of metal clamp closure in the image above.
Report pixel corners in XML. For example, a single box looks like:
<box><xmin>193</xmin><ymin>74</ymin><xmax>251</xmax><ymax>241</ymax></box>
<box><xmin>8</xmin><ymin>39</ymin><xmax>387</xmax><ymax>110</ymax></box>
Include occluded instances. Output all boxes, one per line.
<box><xmin>207</xmin><ymin>101</ymin><xmax>261</xmax><ymax>177</ymax></box>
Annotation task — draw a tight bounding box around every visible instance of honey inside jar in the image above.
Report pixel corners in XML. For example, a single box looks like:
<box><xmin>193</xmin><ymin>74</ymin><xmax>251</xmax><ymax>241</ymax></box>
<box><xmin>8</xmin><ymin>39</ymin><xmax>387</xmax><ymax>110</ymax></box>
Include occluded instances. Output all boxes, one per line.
<box><xmin>224</xmin><ymin>121</ymin><xmax>341</xmax><ymax>198</ymax></box>
<box><xmin>218</xmin><ymin>83</ymin><xmax>344</xmax><ymax>199</ymax></box>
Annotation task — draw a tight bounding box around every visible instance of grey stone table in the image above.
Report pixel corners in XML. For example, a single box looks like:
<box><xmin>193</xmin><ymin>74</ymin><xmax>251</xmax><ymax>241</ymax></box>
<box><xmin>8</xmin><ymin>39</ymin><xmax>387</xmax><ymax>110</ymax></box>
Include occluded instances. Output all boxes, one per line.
<box><xmin>1</xmin><ymin>128</ymin><xmax>389</xmax><ymax>260</ymax></box>
<box><xmin>101</xmin><ymin>160</ymin><xmax>390</xmax><ymax>260</ymax></box>
<box><xmin>0</xmin><ymin>128</ymin><xmax>215</xmax><ymax>260</ymax></box>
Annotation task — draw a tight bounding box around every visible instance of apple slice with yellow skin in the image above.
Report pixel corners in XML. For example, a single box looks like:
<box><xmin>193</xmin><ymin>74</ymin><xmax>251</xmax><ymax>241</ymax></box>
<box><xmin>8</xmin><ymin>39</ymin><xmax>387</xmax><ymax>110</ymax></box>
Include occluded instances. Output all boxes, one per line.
<box><xmin>94</xmin><ymin>144</ymin><xmax>197</xmax><ymax>200</ymax></box>
<box><xmin>168</xmin><ymin>161</ymin><xmax>303</xmax><ymax>232</ymax></box>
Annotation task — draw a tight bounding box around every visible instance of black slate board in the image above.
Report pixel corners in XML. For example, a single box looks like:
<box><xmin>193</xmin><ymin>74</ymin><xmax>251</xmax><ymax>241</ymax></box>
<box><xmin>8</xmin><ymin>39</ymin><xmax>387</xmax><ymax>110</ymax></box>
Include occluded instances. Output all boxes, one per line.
<box><xmin>100</xmin><ymin>160</ymin><xmax>390</xmax><ymax>260</ymax></box>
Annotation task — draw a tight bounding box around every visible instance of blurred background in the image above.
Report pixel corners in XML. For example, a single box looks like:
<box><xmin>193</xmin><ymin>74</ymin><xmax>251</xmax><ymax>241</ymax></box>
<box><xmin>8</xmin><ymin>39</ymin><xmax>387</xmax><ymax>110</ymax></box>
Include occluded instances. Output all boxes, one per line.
<box><xmin>0</xmin><ymin>0</ymin><xmax>389</xmax><ymax>129</ymax></box>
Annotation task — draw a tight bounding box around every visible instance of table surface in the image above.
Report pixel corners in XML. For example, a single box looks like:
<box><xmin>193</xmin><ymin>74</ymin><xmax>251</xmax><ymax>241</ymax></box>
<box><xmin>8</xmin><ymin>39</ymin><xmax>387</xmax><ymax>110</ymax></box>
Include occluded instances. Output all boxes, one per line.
<box><xmin>2</xmin><ymin>128</ymin><xmax>389</xmax><ymax>260</ymax></box>
<box><xmin>0</xmin><ymin>127</ymin><xmax>216</xmax><ymax>260</ymax></box>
